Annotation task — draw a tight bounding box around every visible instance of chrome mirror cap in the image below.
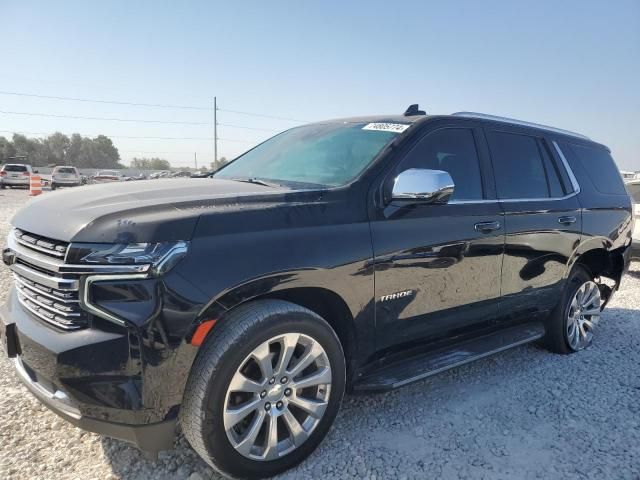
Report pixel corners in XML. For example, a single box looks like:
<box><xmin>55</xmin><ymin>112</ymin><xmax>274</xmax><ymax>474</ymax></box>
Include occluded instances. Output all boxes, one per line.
<box><xmin>392</xmin><ymin>169</ymin><xmax>455</xmax><ymax>204</ymax></box>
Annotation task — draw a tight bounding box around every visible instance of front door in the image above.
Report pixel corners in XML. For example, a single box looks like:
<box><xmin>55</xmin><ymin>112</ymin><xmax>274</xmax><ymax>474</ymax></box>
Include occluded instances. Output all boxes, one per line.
<box><xmin>371</xmin><ymin>124</ymin><xmax>505</xmax><ymax>351</ymax></box>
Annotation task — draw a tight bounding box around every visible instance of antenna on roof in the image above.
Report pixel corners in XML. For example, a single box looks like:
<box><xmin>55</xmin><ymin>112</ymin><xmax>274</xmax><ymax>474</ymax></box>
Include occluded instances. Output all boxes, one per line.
<box><xmin>404</xmin><ymin>104</ymin><xmax>426</xmax><ymax>116</ymax></box>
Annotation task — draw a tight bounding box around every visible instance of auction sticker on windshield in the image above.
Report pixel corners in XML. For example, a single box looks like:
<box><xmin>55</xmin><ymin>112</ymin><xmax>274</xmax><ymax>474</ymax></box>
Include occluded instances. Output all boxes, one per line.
<box><xmin>362</xmin><ymin>123</ymin><xmax>410</xmax><ymax>133</ymax></box>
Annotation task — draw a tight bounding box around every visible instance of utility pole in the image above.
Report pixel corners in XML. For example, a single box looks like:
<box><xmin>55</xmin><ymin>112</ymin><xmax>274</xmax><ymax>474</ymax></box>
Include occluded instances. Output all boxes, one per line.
<box><xmin>194</xmin><ymin>152</ymin><xmax>198</xmax><ymax>170</ymax></box>
<box><xmin>213</xmin><ymin>96</ymin><xmax>218</xmax><ymax>169</ymax></box>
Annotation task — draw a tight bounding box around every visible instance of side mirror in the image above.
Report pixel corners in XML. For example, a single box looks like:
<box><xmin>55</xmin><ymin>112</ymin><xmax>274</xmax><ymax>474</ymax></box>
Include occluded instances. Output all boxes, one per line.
<box><xmin>33</xmin><ymin>170</ymin><xmax>39</xmax><ymax>174</ymax></box>
<box><xmin>392</xmin><ymin>169</ymin><xmax>455</xmax><ymax>204</ymax></box>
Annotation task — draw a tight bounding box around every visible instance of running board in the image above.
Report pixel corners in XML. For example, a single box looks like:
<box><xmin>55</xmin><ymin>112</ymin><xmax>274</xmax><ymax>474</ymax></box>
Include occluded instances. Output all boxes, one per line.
<box><xmin>354</xmin><ymin>323</ymin><xmax>545</xmax><ymax>392</ymax></box>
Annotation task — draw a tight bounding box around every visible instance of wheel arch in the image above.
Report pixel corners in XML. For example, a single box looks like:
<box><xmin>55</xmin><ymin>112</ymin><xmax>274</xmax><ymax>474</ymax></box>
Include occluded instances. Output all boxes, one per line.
<box><xmin>566</xmin><ymin>239</ymin><xmax>627</xmax><ymax>306</ymax></box>
<box><xmin>191</xmin><ymin>274</ymin><xmax>363</xmax><ymax>385</ymax></box>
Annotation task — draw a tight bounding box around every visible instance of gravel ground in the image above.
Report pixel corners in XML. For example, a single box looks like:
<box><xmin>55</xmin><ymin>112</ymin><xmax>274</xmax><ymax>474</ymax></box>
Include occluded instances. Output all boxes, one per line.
<box><xmin>0</xmin><ymin>188</ymin><xmax>639</xmax><ymax>480</ymax></box>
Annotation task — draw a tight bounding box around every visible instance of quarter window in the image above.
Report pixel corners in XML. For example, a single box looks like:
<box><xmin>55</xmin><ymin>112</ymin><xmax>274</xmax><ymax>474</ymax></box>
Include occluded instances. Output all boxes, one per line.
<box><xmin>398</xmin><ymin>128</ymin><xmax>483</xmax><ymax>201</ymax></box>
<box><xmin>487</xmin><ymin>131</ymin><xmax>550</xmax><ymax>199</ymax></box>
<box><xmin>566</xmin><ymin>143</ymin><xmax>627</xmax><ymax>195</ymax></box>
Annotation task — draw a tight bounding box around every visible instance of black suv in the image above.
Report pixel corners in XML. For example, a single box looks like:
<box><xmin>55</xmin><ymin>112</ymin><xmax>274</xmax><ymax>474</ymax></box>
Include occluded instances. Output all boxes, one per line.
<box><xmin>0</xmin><ymin>109</ymin><xmax>634</xmax><ymax>478</ymax></box>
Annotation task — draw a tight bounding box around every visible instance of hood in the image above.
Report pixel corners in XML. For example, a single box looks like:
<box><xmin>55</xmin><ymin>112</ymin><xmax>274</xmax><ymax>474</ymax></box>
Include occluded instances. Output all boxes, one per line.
<box><xmin>10</xmin><ymin>178</ymin><xmax>298</xmax><ymax>243</ymax></box>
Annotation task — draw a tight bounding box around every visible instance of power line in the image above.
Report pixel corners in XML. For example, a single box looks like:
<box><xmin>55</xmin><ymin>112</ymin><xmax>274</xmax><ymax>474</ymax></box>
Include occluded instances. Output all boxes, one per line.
<box><xmin>217</xmin><ymin>108</ymin><xmax>309</xmax><ymax>123</ymax></box>
<box><xmin>0</xmin><ymin>90</ymin><xmax>213</xmax><ymax>110</ymax></box>
<box><xmin>218</xmin><ymin>123</ymin><xmax>280</xmax><ymax>132</ymax></box>
<box><xmin>0</xmin><ymin>110</ymin><xmax>212</xmax><ymax>125</ymax></box>
<box><xmin>0</xmin><ymin>129</ymin><xmax>215</xmax><ymax>141</ymax></box>
<box><xmin>0</xmin><ymin>91</ymin><xmax>310</xmax><ymax>123</ymax></box>
<box><xmin>122</xmin><ymin>150</ymin><xmax>214</xmax><ymax>154</ymax></box>
<box><xmin>0</xmin><ymin>129</ymin><xmax>258</xmax><ymax>145</ymax></box>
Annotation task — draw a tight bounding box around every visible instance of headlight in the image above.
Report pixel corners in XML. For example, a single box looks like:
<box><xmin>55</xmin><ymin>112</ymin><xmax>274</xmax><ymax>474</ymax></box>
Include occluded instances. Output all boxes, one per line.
<box><xmin>67</xmin><ymin>241</ymin><xmax>189</xmax><ymax>274</ymax></box>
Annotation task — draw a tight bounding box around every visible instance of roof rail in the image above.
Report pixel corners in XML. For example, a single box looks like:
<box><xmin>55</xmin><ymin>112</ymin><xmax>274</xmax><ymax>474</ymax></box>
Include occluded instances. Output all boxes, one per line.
<box><xmin>451</xmin><ymin>112</ymin><xmax>591</xmax><ymax>141</ymax></box>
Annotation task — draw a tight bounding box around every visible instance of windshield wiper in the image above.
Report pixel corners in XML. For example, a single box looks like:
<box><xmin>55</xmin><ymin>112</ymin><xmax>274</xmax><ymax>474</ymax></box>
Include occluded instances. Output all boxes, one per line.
<box><xmin>231</xmin><ymin>177</ymin><xmax>282</xmax><ymax>188</ymax></box>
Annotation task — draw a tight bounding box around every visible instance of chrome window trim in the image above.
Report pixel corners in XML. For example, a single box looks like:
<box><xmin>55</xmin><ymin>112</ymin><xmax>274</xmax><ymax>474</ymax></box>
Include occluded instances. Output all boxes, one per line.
<box><xmin>552</xmin><ymin>141</ymin><xmax>581</xmax><ymax>194</ymax></box>
<box><xmin>446</xmin><ymin>142</ymin><xmax>582</xmax><ymax>205</ymax></box>
<box><xmin>81</xmin><ymin>273</ymin><xmax>149</xmax><ymax>326</ymax></box>
<box><xmin>451</xmin><ymin>112</ymin><xmax>590</xmax><ymax>141</ymax></box>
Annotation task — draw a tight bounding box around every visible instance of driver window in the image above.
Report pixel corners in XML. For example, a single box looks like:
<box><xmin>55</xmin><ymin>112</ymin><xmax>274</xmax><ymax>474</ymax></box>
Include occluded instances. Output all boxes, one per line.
<box><xmin>399</xmin><ymin>128</ymin><xmax>484</xmax><ymax>201</ymax></box>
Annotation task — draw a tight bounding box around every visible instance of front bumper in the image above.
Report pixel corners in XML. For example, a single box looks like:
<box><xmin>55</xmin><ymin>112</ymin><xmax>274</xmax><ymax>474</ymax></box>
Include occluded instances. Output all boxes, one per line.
<box><xmin>10</xmin><ymin>353</ymin><xmax>176</xmax><ymax>452</ymax></box>
<box><xmin>0</xmin><ymin>289</ymin><xmax>179</xmax><ymax>453</ymax></box>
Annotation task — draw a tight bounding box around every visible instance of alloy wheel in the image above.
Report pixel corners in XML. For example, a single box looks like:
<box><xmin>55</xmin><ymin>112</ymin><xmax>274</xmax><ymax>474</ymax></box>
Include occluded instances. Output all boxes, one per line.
<box><xmin>566</xmin><ymin>280</ymin><xmax>601</xmax><ymax>350</ymax></box>
<box><xmin>223</xmin><ymin>333</ymin><xmax>332</xmax><ymax>461</ymax></box>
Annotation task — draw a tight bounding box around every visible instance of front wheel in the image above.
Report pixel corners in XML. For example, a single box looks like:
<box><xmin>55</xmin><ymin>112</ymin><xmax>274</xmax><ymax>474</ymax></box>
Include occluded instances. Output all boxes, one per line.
<box><xmin>180</xmin><ymin>299</ymin><xmax>345</xmax><ymax>479</ymax></box>
<box><xmin>544</xmin><ymin>265</ymin><xmax>602</xmax><ymax>353</ymax></box>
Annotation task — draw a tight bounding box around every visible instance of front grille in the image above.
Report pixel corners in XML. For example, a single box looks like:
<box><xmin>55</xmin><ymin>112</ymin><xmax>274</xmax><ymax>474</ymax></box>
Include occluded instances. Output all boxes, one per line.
<box><xmin>13</xmin><ymin>229</ymin><xmax>69</xmax><ymax>259</ymax></box>
<box><xmin>14</xmin><ymin>272</ymin><xmax>87</xmax><ymax>330</ymax></box>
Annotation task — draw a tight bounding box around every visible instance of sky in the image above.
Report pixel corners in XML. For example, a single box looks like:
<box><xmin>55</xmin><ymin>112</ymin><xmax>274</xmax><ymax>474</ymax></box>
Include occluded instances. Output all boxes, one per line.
<box><xmin>1</xmin><ymin>0</ymin><xmax>639</xmax><ymax>170</ymax></box>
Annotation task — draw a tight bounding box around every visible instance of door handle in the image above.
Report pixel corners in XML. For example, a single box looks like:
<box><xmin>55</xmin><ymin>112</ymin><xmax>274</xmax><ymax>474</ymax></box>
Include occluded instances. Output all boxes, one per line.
<box><xmin>474</xmin><ymin>221</ymin><xmax>501</xmax><ymax>233</ymax></box>
<box><xmin>558</xmin><ymin>216</ymin><xmax>577</xmax><ymax>225</ymax></box>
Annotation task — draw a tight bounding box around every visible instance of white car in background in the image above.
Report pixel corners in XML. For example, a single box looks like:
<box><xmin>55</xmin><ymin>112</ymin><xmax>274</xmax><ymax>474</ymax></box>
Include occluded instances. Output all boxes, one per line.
<box><xmin>0</xmin><ymin>164</ymin><xmax>34</xmax><ymax>189</ymax></box>
<box><xmin>628</xmin><ymin>181</ymin><xmax>640</xmax><ymax>260</ymax></box>
<box><xmin>51</xmin><ymin>166</ymin><xmax>81</xmax><ymax>190</ymax></box>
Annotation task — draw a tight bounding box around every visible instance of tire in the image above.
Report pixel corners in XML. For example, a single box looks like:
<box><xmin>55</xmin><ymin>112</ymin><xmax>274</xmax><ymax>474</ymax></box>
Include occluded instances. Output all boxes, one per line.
<box><xmin>543</xmin><ymin>265</ymin><xmax>602</xmax><ymax>354</ymax></box>
<box><xmin>51</xmin><ymin>183</ymin><xmax>57</xmax><ymax>190</ymax></box>
<box><xmin>0</xmin><ymin>184</ymin><xmax>5</xmax><ymax>190</ymax></box>
<box><xmin>180</xmin><ymin>299</ymin><xmax>346</xmax><ymax>479</ymax></box>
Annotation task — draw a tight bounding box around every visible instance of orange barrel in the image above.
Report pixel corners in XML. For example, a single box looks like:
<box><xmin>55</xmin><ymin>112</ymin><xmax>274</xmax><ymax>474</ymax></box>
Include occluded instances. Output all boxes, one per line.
<box><xmin>29</xmin><ymin>174</ymin><xmax>42</xmax><ymax>197</ymax></box>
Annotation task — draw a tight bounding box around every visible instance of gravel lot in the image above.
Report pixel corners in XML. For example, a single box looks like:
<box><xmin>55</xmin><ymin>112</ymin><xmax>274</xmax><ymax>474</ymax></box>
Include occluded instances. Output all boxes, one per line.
<box><xmin>1</xmin><ymin>188</ymin><xmax>639</xmax><ymax>480</ymax></box>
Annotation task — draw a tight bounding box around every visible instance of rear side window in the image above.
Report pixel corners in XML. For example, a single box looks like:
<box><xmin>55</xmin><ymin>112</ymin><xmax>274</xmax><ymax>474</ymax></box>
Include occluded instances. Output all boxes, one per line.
<box><xmin>566</xmin><ymin>143</ymin><xmax>627</xmax><ymax>195</ymax></box>
<box><xmin>398</xmin><ymin>128</ymin><xmax>484</xmax><ymax>200</ymax></box>
<box><xmin>3</xmin><ymin>165</ymin><xmax>27</xmax><ymax>172</ymax></box>
<box><xmin>486</xmin><ymin>131</ymin><xmax>550</xmax><ymax>199</ymax></box>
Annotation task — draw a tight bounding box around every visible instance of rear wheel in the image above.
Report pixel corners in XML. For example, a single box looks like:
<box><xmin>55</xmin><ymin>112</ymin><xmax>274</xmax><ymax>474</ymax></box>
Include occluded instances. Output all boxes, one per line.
<box><xmin>181</xmin><ymin>299</ymin><xmax>345</xmax><ymax>479</ymax></box>
<box><xmin>51</xmin><ymin>183</ymin><xmax>57</xmax><ymax>190</ymax></box>
<box><xmin>544</xmin><ymin>265</ymin><xmax>602</xmax><ymax>353</ymax></box>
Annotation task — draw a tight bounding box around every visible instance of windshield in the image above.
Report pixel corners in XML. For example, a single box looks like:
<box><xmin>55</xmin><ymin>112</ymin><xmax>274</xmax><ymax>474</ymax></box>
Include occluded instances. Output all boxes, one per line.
<box><xmin>214</xmin><ymin>122</ymin><xmax>405</xmax><ymax>187</ymax></box>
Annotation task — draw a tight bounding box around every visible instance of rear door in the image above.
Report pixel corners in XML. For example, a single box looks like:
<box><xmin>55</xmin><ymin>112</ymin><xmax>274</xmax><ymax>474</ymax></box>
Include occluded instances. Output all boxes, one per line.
<box><xmin>371</xmin><ymin>122</ymin><xmax>505</xmax><ymax>350</ymax></box>
<box><xmin>484</xmin><ymin>126</ymin><xmax>582</xmax><ymax>324</ymax></box>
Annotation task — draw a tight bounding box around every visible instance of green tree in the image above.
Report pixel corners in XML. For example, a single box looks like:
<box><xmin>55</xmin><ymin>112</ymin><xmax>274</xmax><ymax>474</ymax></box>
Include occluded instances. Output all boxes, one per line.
<box><xmin>43</xmin><ymin>132</ymin><xmax>71</xmax><ymax>165</ymax></box>
<box><xmin>1</xmin><ymin>133</ymin><xmax>122</xmax><ymax>168</ymax></box>
<box><xmin>210</xmin><ymin>156</ymin><xmax>228</xmax><ymax>171</ymax></box>
<box><xmin>0</xmin><ymin>136</ymin><xmax>16</xmax><ymax>162</ymax></box>
<box><xmin>130</xmin><ymin>157</ymin><xmax>171</xmax><ymax>170</ymax></box>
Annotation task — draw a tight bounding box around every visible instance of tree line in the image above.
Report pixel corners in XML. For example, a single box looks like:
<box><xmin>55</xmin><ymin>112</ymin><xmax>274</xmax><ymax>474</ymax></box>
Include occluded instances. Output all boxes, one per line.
<box><xmin>0</xmin><ymin>132</ymin><xmax>123</xmax><ymax>169</ymax></box>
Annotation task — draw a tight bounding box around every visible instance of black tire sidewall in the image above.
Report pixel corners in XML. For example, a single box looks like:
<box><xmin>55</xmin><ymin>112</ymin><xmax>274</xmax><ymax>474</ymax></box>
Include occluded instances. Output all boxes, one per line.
<box><xmin>196</xmin><ymin>309</ymin><xmax>345</xmax><ymax>479</ymax></box>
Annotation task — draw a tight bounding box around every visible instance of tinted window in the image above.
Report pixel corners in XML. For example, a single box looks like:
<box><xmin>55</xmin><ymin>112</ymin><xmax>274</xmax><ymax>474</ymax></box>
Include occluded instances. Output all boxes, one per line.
<box><xmin>487</xmin><ymin>131</ymin><xmax>548</xmax><ymax>199</ymax></box>
<box><xmin>55</xmin><ymin>167</ymin><xmax>76</xmax><ymax>174</ymax></box>
<box><xmin>399</xmin><ymin>128</ymin><xmax>483</xmax><ymax>200</ymax></box>
<box><xmin>539</xmin><ymin>140</ymin><xmax>564</xmax><ymax>197</ymax></box>
<box><xmin>567</xmin><ymin>143</ymin><xmax>627</xmax><ymax>195</ymax></box>
<box><xmin>3</xmin><ymin>165</ymin><xmax>28</xmax><ymax>172</ymax></box>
